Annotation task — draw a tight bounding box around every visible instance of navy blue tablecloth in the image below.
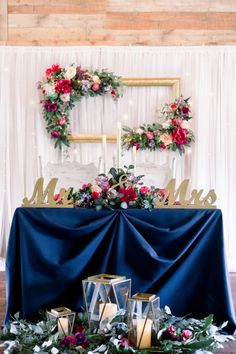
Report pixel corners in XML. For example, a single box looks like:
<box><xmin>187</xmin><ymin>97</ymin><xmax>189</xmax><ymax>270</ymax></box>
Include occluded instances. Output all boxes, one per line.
<box><xmin>5</xmin><ymin>207</ymin><xmax>236</xmax><ymax>333</ymax></box>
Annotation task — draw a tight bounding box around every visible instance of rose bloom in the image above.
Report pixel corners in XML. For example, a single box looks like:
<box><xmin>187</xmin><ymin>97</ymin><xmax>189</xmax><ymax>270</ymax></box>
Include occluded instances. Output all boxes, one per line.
<box><xmin>182</xmin><ymin>329</ymin><xmax>192</xmax><ymax>340</ymax></box>
<box><xmin>91</xmin><ymin>185</ymin><xmax>102</xmax><ymax>199</ymax></box>
<box><xmin>111</xmin><ymin>89</ymin><xmax>117</xmax><ymax>95</ymax></box>
<box><xmin>139</xmin><ymin>186</ymin><xmax>150</xmax><ymax>195</ymax></box>
<box><xmin>58</xmin><ymin>117</ymin><xmax>66</xmax><ymax>125</ymax></box>
<box><xmin>160</xmin><ymin>143</ymin><xmax>166</xmax><ymax>149</ymax></box>
<box><xmin>172</xmin><ymin>127</ymin><xmax>188</xmax><ymax>145</ymax></box>
<box><xmin>92</xmin><ymin>75</ymin><xmax>101</xmax><ymax>84</ymax></box>
<box><xmin>82</xmin><ymin>183</ymin><xmax>91</xmax><ymax>190</ymax></box>
<box><xmin>91</xmin><ymin>83</ymin><xmax>100</xmax><ymax>91</ymax></box>
<box><xmin>65</xmin><ymin>66</ymin><xmax>76</xmax><ymax>80</ymax></box>
<box><xmin>60</xmin><ymin>93</ymin><xmax>70</xmax><ymax>102</ymax></box>
<box><xmin>131</xmin><ymin>142</ymin><xmax>140</xmax><ymax>150</ymax></box>
<box><xmin>170</xmin><ymin>104</ymin><xmax>177</xmax><ymax>110</ymax></box>
<box><xmin>119</xmin><ymin>187</ymin><xmax>138</xmax><ymax>203</ymax></box>
<box><xmin>146</xmin><ymin>131</ymin><xmax>154</xmax><ymax>140</ymax></box>
<box><xmin>55</xmin><ymin>79</ymin><xmax>72</xmax><ymax>94</ymax></box>
<box><xmin>51</xmin><ymin>130</ymin><xmax>60</xmax><ymax>138</ymax></box>
<box><xmin>53</xmin><ymin>193</ymin><xmax>62</xmax><ymax>202</ymax></box>
<box><xmin>45</xmin><ymin>64</ymin><xmax>61</xmax><ymax>77</ymax></box>
<box><xmin>160</xmin><ymin>133</ymin><xmax>172</xmax><ymax>146</ymax></box>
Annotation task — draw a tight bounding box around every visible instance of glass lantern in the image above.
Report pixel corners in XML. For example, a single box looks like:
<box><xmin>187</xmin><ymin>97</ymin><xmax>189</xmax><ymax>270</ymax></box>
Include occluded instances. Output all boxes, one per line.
<box><xmin>128</xmin><ymin>293</ymin><xmax>160</xmax><ymax>349</ymax></box>
<box><xmin>82</xmin><ymin>274</ymin><xmax>131</xmax><ymax>331</ymax></box>
<box><xmin>47</xmin><ymin>307</ymin><xmax>76</xmax><ymax>336</ymax></box>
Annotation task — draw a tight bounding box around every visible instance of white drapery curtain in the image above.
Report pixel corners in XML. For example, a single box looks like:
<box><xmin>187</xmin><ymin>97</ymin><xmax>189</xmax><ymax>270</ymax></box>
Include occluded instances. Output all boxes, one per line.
<box><xmin>0</xmin><ymin>46</ymin><xmax>236</xmax><ymax>271</ymax></box>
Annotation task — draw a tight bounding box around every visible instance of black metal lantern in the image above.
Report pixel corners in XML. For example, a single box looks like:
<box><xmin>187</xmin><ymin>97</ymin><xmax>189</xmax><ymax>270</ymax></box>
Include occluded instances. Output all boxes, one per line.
<box><xmin>128</xmin><ymin>293</ymin><xmax>160</xmax><ymax>349</ymax></box>
<box><xmin>82</xmin><ymin>274</ymin><xmax>131</xmax><ymax>331</ymax></box>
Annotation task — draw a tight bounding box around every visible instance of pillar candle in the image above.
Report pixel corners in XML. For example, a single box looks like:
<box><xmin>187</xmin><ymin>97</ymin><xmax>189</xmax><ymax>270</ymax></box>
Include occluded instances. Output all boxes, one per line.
<box><xmin>58</xmin><ymin>317</ymin><xmax>69</xmax><ymax>335</ymax></box>
<box><xmin>99</xmin><ymin>303</ymin><xmax>118</xmax><ymax>322</ymax></box>
<box><xmin>117</xmin><ymin>122</ymin><xmax>122</xmax><ymax>169</ymax></box>
<box><xmin>136</xmin><ymin>318</ymin><xmax>152</xmax><ymax>349</ymax></box>
<box><xmin>102</xmin><ymin>135</ymin><xmax>107</xmax><ymax>174</ymax></box>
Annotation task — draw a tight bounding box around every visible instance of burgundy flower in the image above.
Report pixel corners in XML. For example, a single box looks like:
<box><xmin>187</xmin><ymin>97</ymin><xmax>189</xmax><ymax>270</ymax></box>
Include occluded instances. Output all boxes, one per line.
<box><xmin>82</xmin><ymin>183</ymin><xmax>91</xmax><ymax>190</ymax></box>
<box><xmin>160</xmin><ymin>143</ymin><xmax>166</xmax><ymax>149</ymax></box>
<box><xmin>181</xmin><ymin>106</ymin><xmax>189</xmax><ymax>115</ymax></box>
<box><xmin>75</xmin><ymin>331</ymin><xmax>90</xmax><ymax>348</ymax></box>
<box><xmin>55</xmin><ymin>79</ymin><xmax>72</xmax><ymax>94</ymax></box>
<box><xmin>76</xmin><ymin>65</ymin><xmax>86</xmax><ymax>79</ymax></box>
<box><xmin>51</xmin><ymin>130</ymin><xmax>60</xmax><ymax>138</ymax></box>
<box><xmin>119</xmin><ymin>187</ymin><xmax>138</xmax><ymax>203</ymax></box>
<box><xmin>60</xmin><ymin>335</ymin><xmax>77</xmax><ymax>347</ymax></box>
<box><xmin>111</xmin><ymin>89</ymin><xmax>117</xmax><ymax>95</ymax></box>
<box><xmin>44</xmin><ymin>101</ymin><xmax>57</xmax><ymax>112</ymax></box>
<box><xmin>172</xmin><ymin>128</ymin><xmax>188</xmax><ymax>145</ymax></box>
<box><xmin>131</xmin><ymin>142</ymin><xmax>140</xmax><ymax>150</ymax></box>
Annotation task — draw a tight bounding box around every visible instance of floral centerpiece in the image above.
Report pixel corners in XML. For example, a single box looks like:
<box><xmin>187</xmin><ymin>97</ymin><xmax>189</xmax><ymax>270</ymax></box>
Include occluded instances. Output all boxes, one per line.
<box><xmin>0</xmin><ymin>307</ymin><xmax>233</xmax><ymax>354</ymax></box>
<box><xmin>67</xmin><ymin>166</ymin><xmax>167</xmax><ymax>210</ymax></box>
<box><xmin>122</xmin><ymin>96</ymin><xmax>194</xmax><ymax>155</ymax></box>
<box><xmin>38</xmin><ymin>64</ymin><xmax>123</xmax><ymax>148</ymax></box>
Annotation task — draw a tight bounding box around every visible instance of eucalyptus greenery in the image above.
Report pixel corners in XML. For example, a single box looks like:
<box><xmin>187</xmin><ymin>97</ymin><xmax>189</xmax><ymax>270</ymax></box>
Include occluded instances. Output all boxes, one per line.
<box><xmin>0</xmin><ymin>308</ymin><xmax>234</xmax><ymax>354</ymax></box>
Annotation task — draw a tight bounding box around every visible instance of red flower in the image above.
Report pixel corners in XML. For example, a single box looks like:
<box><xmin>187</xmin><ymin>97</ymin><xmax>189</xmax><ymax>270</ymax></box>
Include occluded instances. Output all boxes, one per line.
<box><xmin>172</xmin><ymin>128</ymin><xmax>188</xmax><ymax>145</ymax></box>
<box><xmin>119</xmin><ymin>187</ymin><xmax>138</xmax><ymax>203</ymax></box>
<box><xmin>82</xmin><ymin>183</ymin><xmax>91</xmax><ymax>190</ymax></box>
<box><xmin>53</xmin><ymin>193</ymin><xmax>62</xmax><ymax>202</ymax></box>
<box><xmin>91</xmin><ymin>83</ymin><xmax>100</xmax><ymax>91</ymax></box>
<box><xmin>170</xmin><ymin>104</ymin><xmax>177</xmax><ymax>110</ymax></box>
<box><xmin>51</xmin><ymin>130</ymin><xmax>60</xmax><ymax>138</ymax></box>
<box><xmin>160</xmin><ymin>143</ymin><xmax>166</xmax><ymax>149</ymax></box>
<box><xmin>139</xmin><ymin>186</ymin><xmax>150</xmax><ymax>195</ymax></box>
<box><xmin>111</xmin><ymin>89</ymin><xmax>117</xmax><ymax>95</ymax></box>
<box><xmin>45</xmin><ymin>64</ymin><xmax>61</xmax><ymax>77</ymax></box>
<box><xmin>55</xmin><ymin>79</ymin><xmax>72</xmax><ymax>94</ymax></box>
<box><xmin>92</xmin><ymin>191</ymin><xmax>101</xmax><ymax>199</ymax></box>
<box><xmin>181</xmin><ymin>106</ymin><xmax>189</xmax><ymax>115</ymax></box>
<box><xmin>131</xmin><ymin>142</ymin><xmax>140</xmax><ymax>150</ymax></box>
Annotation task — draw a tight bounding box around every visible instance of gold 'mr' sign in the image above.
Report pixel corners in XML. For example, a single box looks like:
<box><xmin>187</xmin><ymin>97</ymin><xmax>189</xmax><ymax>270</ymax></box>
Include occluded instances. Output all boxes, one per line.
<box><xmin>155</xmin><ymin>179</ymin><xmax>217</xmax><ymax>209</ymax></box>
<box><xmin>22</xmin><ymin>177</ymin><xmax>73</xmax><ymax>208</ymax></box>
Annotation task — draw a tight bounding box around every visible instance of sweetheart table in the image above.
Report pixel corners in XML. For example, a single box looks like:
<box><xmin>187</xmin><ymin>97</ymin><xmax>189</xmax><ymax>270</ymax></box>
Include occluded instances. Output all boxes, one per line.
<box><xmin>4</xmin><ymin>207</ymin><xmax>236</xmax><ymax>333</ymax></box>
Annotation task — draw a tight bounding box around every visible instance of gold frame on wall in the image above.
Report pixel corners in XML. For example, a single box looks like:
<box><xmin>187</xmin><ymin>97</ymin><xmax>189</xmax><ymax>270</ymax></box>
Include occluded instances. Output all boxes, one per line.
<box><xmin>68</xmin><ymin>77</ymin><xmax>180</xmax><ymax>143</ymax></box>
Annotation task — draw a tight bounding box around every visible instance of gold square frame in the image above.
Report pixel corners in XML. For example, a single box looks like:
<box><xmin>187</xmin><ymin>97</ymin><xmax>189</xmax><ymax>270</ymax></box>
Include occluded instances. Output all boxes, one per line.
<box><xmin>68</xmin><ymin>77</ymin><xmax>180</xmax><ymax>143</ymax></box>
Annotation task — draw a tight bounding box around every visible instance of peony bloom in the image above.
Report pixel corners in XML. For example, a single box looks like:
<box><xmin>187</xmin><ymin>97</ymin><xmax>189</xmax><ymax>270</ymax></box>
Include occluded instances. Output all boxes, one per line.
<box><xmin>45</xmin><ymin>64</ymin><xmax>61</xmax><ymax>77</ymax></box>
<box><xmin>91</xmin><ymin>83</ymin><xmax>100</xmax><ymax>91</ymax></box>
<box><xmin>160</xmin><ymin>133</ymin><xmax>172</xmax><ymax>146</ymax></box>
<box><xmin>146</xmin><ymin>131</ymin><xmax>154</xmax><ymax>140</ymax></box>
<box><xmin>140</xmin><ymin>186</ymin><xmax>150</xmax><ymax>195</ymax></box>
<box><xmin>65</xmin><ymin>66</ymin><xmax>76</xmax><ymax>80</ymax></box>
<box><xmin>58</xmin><ymin>117</ymin><xmax>66</xmax><ymax>125</ymax></box>
<box><xmin>55</xmin><ymin>79</ymin><xmax>72</xmax><ymax>94</ymax></box>
<box><xmin>60</xmin><ymin>93</ymin><xmax>70</xmax><ymax>102</ymax></box>
<box><xmin>119</xmin><ymin>187</ymin><xmax>138</xmax><ymax>203</ymax></box>
<box><xmin>172</xmin><ymin>127</ymin><xmax>188</xmax><ymax>145</ymax></box>
<box><xmin>51</xmin><ymin>130</ymin><xmax>60</xmax><ymax>138</ymax></box>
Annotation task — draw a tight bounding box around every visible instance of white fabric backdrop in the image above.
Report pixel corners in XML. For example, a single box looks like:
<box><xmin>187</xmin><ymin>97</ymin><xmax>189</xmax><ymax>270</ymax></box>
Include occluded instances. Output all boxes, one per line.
<box><xmin>0</xmin><ymin>46</ymin><xmax>236</xmax><ymax>271</ymax></box>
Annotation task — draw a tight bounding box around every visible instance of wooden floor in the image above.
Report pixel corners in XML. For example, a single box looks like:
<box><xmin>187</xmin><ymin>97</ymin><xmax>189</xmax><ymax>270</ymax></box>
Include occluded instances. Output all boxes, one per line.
<box><xmin>0</xmin><ymin>272</ymin><xmax>235</xmax><ymax>353</ymax></box>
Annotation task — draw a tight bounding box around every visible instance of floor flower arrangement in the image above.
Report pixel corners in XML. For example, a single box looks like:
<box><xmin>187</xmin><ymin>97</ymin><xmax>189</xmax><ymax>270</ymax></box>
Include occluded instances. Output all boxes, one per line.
<box><xmin>0</xmin><ymin>307</ymin><xmax>233</xmax><ymax>354</ymax></box>
<box><xmin>122</xmin><ymin>96</ymin><xmax>194</xmax><ymax>155</ymax></box>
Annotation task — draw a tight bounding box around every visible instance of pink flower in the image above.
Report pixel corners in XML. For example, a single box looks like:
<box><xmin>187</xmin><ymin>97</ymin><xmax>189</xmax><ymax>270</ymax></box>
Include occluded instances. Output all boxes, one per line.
<box><xmin>119</xmin><ymin>187</ymin><xmax>138</xmax><ymax>203</ymax></box>
<box><xmin>158</xmin><ymin>189</ymin><xmax>168</xmax><ymax>198</ymax></box>
<box><xmin>55</xmin><ymin>79</ymin><xmax>72</xmax><ymax>94</ymax></box>
<box><xmin>53</xmin><ymin>193</ymin><xmax>62</xmax><ymax>202</ymax></box>
<box><xmin>182</xmin><ymin>329</ymin><xmax>192</xmax><ymax>340</ymax></box>
<box><xmin>140</xmin><ymin>186</ymin><xmax>150</xmax><ymax>195</ymax></box>
<box><xmin>82</xmin><ymin>183</ymin><xmax>91</xmax><ymax>190</ymax></box>
<box><xmin>146</xmin><ymin>131</ymin><xmax>154</xmax><ymax>140</ymax></box>
<box><xmin>58</xmin><ymin>117</ymin><xmax>66</xmax><ymax>125</ymax></box>
<box><xmin>91</xmin><ymin>83</ymin><xmax>100</xmax><ymax>91</ymax></box>
<box><xmin>45</xmin><ymin>64</ymin><xmax>61</xmax><ymax>77</ymax></box>
<box><xmin>172</xmin><ymin>128</ymin><xmax>188</xmax><ymax>145</ymax></box>
<box><xmin>51</xmin><ymin>130</ymin><xmax>60</xmax><ymax>138</ymax></box>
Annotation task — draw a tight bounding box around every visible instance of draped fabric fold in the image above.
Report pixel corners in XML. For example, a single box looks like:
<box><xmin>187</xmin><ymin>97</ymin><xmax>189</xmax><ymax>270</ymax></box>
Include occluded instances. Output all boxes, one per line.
<box><xmin>5</xmin><ymin>207</ymin><xmax>236</xmax><ymax>333</ymax></box>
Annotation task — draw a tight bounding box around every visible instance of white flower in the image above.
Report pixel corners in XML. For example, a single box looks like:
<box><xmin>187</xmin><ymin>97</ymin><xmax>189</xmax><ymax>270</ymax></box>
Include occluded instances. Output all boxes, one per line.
<box><xmin>164</xmin><ymin>305</ymin><xmax>172</xmax><ymax>314</ymax></box>
<box><xmin>42</xmin><ymin>340</ymin><xmax>52</xmax><ymax>347</ymax></box>
<box><xmin>51</xmin><ymin>347</ymin><xmax>59</xmax><ymax>354</ymax></box>
<box><xmin>42</xmin><ymin>83</ymin><xmax>55</xmax><ymax>96</ymax></box>
<box><xmin>162</xmin><ymin>121</ymin><xmax>171</xmax><ymax>129</ymax></box>
<box><xmin>135</xmin><ymin>128</ymin><xmax>143</xmax><ymax>135</ymax></box>
<box><xmin>181</xmin><ymin>120</ymin><xmax>191</xmax><ymax>130</ymax></box>
<box><xmin>60</xmin><ymin>93</ymin><xmax>70</xmax><ymax>102</ymax></box>
<box><xmin>92</xmin><ymin>75</ymin><xmax>101</xmax><ymax>84</ymax></box>
<box><xmin>33</xmin><ymin>345</ymin><xmax>41</xmax><ymax>353</ymax></box>
<box><xmin>65</xmin><ymin>66</ymin><xmax>76</xmax><ymax>80</ymax></box>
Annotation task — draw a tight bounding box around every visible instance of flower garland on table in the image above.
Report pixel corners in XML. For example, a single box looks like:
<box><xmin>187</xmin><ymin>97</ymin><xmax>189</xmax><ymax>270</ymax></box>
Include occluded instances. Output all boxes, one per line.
<box><xmin>122</xmin><ymin>96</ymin><xmax>194</xmax><ymax>155</ymax></box>
<box><xmin>66</xmin><ymin>166</ymin><xmax>167</xmax><ymax>210</ymax></box>
<box><xmin>38</xmin><ymin>64</ymin><xmax>123</xmax><ymax>149</ymax></box>
<box><xmin>0</xmin><ymin>308</ymin><xmax>233</xmax><ymax>354</ymax></box>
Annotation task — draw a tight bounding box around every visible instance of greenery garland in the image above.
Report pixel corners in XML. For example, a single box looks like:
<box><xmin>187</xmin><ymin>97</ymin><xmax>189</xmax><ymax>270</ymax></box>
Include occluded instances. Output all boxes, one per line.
<box><xmin>38</xmin><ymin>64</ymin><xmax>123</xmax><ymax>149</ymax></box>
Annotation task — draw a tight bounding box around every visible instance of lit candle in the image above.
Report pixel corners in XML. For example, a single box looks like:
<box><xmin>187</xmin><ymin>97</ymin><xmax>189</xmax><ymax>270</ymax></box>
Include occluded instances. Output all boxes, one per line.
<box><xmin>117</xmin><ymin>122</ymin><xmax>122</xmax><ymax>169</ymax></box>
<box><xmin>136</xmin><ymin>318</ymin><xmax>152</xmax><ymax>349</ymax></box>
<box><xmin>132</xmin><ymin>146</ymin><xmax>137</xmax><ymax>176</ymax></box>
<box><xmin>99</xmin><ymin>303</ymin><xmax>118</xmax><ymax>323</ymax></box>
<box><xmin>102</xmin><ymin>135</ymin><xmax>107</xmax><ymax>174</ymax></box>
<box><xmin>58</xmin><ymin>317</ymin><xmax>69</xmax><ymax>335</ymax></box>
